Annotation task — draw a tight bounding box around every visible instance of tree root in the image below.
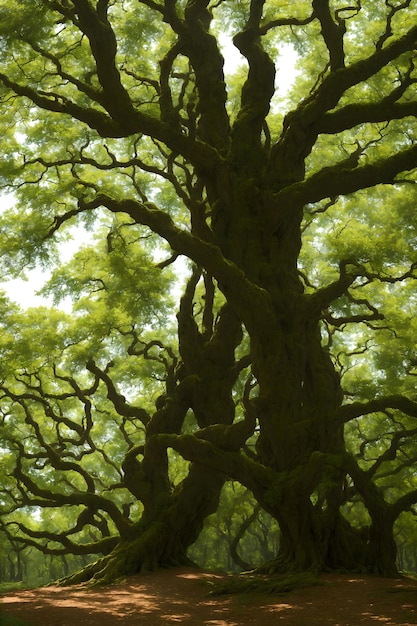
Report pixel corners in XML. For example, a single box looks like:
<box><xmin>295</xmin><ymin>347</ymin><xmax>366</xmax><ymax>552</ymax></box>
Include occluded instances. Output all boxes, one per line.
<box><xmin>206</xmin><ymin>571</ymin><xmax>323</xmax><ymax>596</ymax></box>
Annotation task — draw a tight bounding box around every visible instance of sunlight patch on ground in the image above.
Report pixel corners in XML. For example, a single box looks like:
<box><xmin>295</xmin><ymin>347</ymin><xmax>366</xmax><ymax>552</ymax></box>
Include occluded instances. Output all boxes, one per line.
<box><xmin>204</xmin><ymin>622</ymin><xmax>238</xmax><ymax>626</ymax></box>
<box><xmin>178</xmin><ymin>572</ymin><xmax>226</xmax><ymax>580</ymax></box>
<box><xmin>360</xmin><ymin>613</ymin><xmax>391</xmax><ymax>622</ymax></box>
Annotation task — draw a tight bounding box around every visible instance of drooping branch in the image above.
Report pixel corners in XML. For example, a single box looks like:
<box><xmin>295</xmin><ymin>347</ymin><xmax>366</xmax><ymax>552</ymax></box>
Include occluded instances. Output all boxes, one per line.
<box><xmin>338</xmin><ymin>395</ymin><xmax>417</xmax><ymax>423</ymax></box>
<box><xmin>322</xmin><ymin>284</ymin><xmax>385</xmax><ymax>328</ymax></box>
<box><xmin>28</xmin><ymin>40</ymin><xmax>108</xmax><ymax>107</ymax></box>
<box><xmin>0</xmin><ymin>73</ymin><xmax>124</xmax><ymax>137</ymax></box>
<box><xmin>3</xmin><ymin>393</ymin><xmax>96</xmax><ymax>490</ymax></box>
<box><xmin>323</xmin><ymin>309</ymin><xmax>384</xmax><ymax>328</ymax></box>
<box><xmin>1</xmin><ymin>518</ymin><xmax>117</xmax><ymax>556</ymax></box>
<box><xmin>268</xmin><ymin>142</ymin><xmax>417</xmax><ymax>232</ymax></box>
<box><xmin>13</xmin><ymin>454</ymin><xmax>133</xmax><ymax>537</ymax></box>
<box><xmin>258</xmin><ymin>11</ymin><xmax>314</xmax><ymax>35</ymax></box>
<box><xmin>317</xmin><ymin>55</ymin><xmax>417</xmax><ymax>134</ymax></box>
<box><xmin>0</xmin><ymin>65</ymin><xmax>220</xmax><ymax>173</ymax></box>
<box><xmin>318</xmin><ymin>100</ymin><xmax>417</xmax><ymax>135</ymax></box>
<box><xmin>366</xmin><ymin>426</ymin><xmax>417</xmax><ymax>478</ymax></box>
<box><xmin>304</xmin><ymin>260</ymin><xmax>359</xmax><ymax>319</ymax></box>
<box><xmin>392</xmin><ymin>488</ymin><xmax>417</xmax><ymax>520</ymax></box>
<box><xmin>86</xmin><ymin>359</ymin><xmax>151</xmax><ymax>425</ymax></box>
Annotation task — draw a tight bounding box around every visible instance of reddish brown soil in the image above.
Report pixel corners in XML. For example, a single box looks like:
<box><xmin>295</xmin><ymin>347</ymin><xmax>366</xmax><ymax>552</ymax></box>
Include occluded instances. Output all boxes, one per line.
<box><xmin>1</xmin><ymin>568</ymin><xmax>417</xmax><ymax>626</ymax></box>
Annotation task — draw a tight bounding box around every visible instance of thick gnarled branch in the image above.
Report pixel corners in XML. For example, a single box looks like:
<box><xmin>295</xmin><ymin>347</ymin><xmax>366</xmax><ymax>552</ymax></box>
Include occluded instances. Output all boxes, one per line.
<box><xmin>338</xmin><ymin>395</ymin><xmax>417</xmax><ymax>423</ymax></box>
<box><xmin>268</xmin><ymin>142</ymin><xmax>417</xmax><ymax>232</ymax></box>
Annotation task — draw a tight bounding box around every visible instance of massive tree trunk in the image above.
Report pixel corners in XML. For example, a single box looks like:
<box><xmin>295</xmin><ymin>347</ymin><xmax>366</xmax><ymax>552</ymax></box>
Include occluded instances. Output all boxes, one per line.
<box><xmin>61</xmin><ymin>464</ymin><xmax>225</xmax><ymax>585</ymax></box>
<box><xmin>159</xmin><ymin>168</ymin><xmax>397</xmax><ymax>575</ymax></box>
<box><xmin>215</xmin><ymin>176</ymin><xmax>348</xmax><ymax>571</ymax></box>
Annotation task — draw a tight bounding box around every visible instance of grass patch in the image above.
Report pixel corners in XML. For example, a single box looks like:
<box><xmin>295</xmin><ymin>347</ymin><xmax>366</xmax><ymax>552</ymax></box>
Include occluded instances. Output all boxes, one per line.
<box><xmin>0</xmin><ymin>583</ymin><xmax>34</xmax><ymax>625</ymax></box>
<box><xmin>0</xmin><ymin>583</ymin><xmax>32</xmax><ymax>596</ymax></box>
<box><xmin>206</xmin><ymin>572</ymin><xmax>323</xmax><ymax>596</ymax></box>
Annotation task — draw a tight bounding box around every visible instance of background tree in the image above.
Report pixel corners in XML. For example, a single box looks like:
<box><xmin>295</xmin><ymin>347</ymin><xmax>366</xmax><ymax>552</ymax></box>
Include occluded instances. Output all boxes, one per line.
<box><xmin>1</xmin><ymin>0</ymin><xmax>417</xmax><ymax>584</ymax></box>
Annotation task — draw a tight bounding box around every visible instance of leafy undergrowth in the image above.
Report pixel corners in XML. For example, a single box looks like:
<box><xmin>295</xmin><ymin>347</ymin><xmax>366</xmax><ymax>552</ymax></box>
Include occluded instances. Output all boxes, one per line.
<box><xmin>206</xmin><ymin>571</ymin><xmax>323</xmax><ymax>595</ymax></box>
<box><xmin>0</xmin><ymin>583</ymin><xmax>34</xmax><ymax>625</ymax></box>
<box><xmin>0</xmin><ymin>583</ymin><xmax>32</xmax><ymax>595</ymax></box>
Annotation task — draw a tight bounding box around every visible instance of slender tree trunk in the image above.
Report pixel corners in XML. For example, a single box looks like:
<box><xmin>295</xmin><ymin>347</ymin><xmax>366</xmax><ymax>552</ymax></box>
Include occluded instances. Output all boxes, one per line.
<box><xmin>348</xmin><ymin>460</ymin><xmax>398</xmax><ymax>575</ymax></box>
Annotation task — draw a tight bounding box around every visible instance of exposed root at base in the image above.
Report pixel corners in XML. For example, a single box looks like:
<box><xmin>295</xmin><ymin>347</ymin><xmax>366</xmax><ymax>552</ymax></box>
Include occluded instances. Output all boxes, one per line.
<box><xmin>206</xmin><ymin>571</ymin><xmax>323</xmax><ymax>596</ymax></box>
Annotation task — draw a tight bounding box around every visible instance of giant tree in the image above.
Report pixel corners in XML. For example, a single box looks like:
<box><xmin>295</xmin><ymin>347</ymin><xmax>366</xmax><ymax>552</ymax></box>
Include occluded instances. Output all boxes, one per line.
<box><xmin>1</xmin><ymin>0</ymin><xmax>417</xmax><ymax>583</ymax></box>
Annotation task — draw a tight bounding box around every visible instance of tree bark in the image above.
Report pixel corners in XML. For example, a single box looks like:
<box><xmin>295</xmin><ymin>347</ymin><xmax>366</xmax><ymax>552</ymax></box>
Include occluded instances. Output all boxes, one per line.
<box><xmin>60</xmin><ymin>464</ymin><xmax>225</xmax><ymax>585</ymax></box>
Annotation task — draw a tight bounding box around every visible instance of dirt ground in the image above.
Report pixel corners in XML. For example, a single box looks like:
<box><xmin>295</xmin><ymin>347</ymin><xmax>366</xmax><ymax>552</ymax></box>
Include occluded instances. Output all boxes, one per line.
<box><xmin>1</xmin><ymin>567</ymin><xmax>417</xmax><ymax>626</ymax></box>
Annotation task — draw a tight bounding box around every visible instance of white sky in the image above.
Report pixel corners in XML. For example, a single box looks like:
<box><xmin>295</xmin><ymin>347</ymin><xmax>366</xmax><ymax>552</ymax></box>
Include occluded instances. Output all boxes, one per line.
<box><xmin>0</xmin><ymin>41</ymin><xmax>298</xmax><ymax>310</ymax></box>
<box><xmin>0</xmin><ymin>192</ymin><xmax>93</xmax><ymax>310</ymax></box>
<box><xmin>220</xmin><ymin>34</ymin><xmax>298</xmax><ymax>97</ymax></box>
